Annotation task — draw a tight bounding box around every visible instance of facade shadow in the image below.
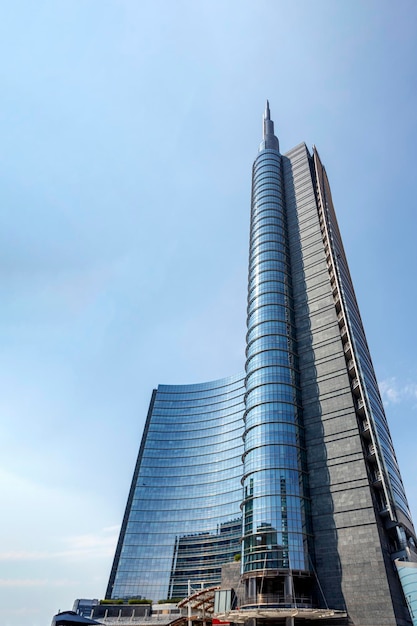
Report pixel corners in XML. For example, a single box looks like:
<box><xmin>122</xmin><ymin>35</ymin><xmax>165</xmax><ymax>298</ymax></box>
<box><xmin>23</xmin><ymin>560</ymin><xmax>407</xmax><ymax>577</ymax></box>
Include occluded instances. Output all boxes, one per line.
<box><xmin>283</xmin><ymin>153</ymin><xmax>347</xmax><ymax>619</ymax></box>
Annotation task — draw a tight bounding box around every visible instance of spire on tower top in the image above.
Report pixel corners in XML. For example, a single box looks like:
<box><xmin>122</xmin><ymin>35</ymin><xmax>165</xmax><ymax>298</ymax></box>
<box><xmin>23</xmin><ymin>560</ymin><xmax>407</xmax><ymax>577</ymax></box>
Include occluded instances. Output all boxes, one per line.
<box><xmin>260</xmin><ymin>100</ymin><xmax>279</xmax><ymax>152</ymax></box>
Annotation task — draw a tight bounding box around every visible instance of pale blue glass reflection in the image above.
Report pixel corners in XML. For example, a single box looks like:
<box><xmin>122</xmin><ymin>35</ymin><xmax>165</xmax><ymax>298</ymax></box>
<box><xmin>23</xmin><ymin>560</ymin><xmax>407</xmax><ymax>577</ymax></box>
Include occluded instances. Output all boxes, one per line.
<box><xmin>109</xmin><ymin>375</ymin><xmax>245</xmax><ymax>601</ymax></box>
<box><xmin>243</xmin><ymin>146</ymin><xmax>311</xmax><ymax>575</ymax></box>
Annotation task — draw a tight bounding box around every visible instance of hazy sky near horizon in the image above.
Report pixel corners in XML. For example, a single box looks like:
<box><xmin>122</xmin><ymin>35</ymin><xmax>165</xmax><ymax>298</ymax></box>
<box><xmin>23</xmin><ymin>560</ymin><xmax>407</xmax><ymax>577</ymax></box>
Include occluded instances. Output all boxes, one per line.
<box><xmin>1</xmin><ymin>2</ymin><xmax>417</xmax><ymax>625</ymax></box>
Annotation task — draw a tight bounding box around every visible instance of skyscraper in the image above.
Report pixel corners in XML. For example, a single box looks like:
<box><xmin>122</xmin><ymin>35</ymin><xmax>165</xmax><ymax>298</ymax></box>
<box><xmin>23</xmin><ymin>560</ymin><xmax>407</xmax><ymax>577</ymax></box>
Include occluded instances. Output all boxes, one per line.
<box><xmin>106</xmin><ymin>105</ymin><xmax>417</xmax><ymax>625</ymax></box>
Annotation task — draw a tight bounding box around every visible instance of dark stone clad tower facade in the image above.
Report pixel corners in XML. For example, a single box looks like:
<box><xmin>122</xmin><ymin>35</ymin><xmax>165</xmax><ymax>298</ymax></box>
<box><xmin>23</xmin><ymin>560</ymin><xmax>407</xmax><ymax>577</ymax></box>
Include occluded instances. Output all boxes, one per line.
<box><xmin>106</xmin><ymin>105</ymin><xmax>417</xmax><ymax>626</ymax></box>
<box><xmin>282</xmin><ymin>137</ymin><xmax>417</xmax><ymax>624</ymax></box>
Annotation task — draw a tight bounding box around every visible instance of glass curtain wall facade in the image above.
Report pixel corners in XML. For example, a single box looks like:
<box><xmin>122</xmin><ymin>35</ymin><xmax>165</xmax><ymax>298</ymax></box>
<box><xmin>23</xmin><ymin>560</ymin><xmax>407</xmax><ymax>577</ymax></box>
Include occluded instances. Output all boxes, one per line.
<box><xmin>106</xmin><ymin>104</ymin><xmax>417</xmax><ymax>625</ymax></box>
<box><xmin>242</xmin><ymin>103</ymin><xmax>312</xmax><ymax>605</ymax></box>
<box><xmin>106</xmin><ymin>375</ymin><xmax>245</xmax><ymax>601</ymax></box>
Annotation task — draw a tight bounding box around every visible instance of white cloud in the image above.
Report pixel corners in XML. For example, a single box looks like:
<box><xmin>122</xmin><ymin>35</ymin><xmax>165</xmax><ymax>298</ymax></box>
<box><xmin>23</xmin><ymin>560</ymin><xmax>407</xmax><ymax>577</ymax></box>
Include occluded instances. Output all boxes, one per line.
<box><xmin>0</xmin><ymin>578</ymin><xmax>75</xmax><ymax>588</ymax></box>
<box><xmin>379</xmin><ymin>377</ymin><xmax>417</xmax><ymax>406</ymax></box>
<box><xmin>0</xmin><ymin>526</ymin><xmax>119</xmax><ymax>562</ymax></box>
<box><xmin>64</xmin><ymin>526</ymin><xmax>120</xmax><ymax>558</ymax></box>
<box><xmin>404</xmin><ymin>383</ymin><xmax>417</xmax><ymax>399</ymax></box>
<box><xmin>0</xmin><ymin>552</ymin><xmax>50</xmax><ymax>562</ymax></box>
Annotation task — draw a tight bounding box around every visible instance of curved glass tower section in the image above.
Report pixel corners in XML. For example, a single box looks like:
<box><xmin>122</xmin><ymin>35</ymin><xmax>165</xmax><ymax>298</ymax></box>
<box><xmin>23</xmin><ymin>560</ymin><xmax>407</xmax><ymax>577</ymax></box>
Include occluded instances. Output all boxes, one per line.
<box><xmin>242</xmin><ymin>102</ymin><xmax>311</xmax><ymax>604</ymax></box>
<box><xmin>106</xmin><ymin>375</ymin><xmax>245</xmax><ymax>601</ymax></box>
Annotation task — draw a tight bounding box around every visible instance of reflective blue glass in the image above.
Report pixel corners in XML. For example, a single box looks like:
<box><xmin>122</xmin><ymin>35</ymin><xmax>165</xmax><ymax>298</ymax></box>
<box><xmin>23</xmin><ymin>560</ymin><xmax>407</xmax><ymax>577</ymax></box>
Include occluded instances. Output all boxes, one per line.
<box><xmin>243</xmin><ymin>144</ymin><xmax>311</xmax><ymax>578</ymax></box>
<box><xmin>108</xmin><ymin>376</ymin><xmax>245</xmax><ymax>601</ymax></box>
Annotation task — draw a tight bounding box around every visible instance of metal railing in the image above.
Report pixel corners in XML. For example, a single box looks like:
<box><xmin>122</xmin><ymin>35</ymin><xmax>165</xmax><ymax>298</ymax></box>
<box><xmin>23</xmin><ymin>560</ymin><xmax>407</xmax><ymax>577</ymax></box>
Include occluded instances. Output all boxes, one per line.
<box><xmin>243</xmin><ymin>593</ymin><xmax>312</xmax><ymax>607</ymax></box>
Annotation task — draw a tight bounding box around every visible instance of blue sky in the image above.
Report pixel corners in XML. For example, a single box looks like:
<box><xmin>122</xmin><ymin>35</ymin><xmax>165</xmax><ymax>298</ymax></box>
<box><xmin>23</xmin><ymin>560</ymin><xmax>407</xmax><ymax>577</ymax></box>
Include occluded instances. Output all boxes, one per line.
<box><xmin>1</xmin><ymin>1</ymin><xmax>417</xmax><ymax>624</ymax></box>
